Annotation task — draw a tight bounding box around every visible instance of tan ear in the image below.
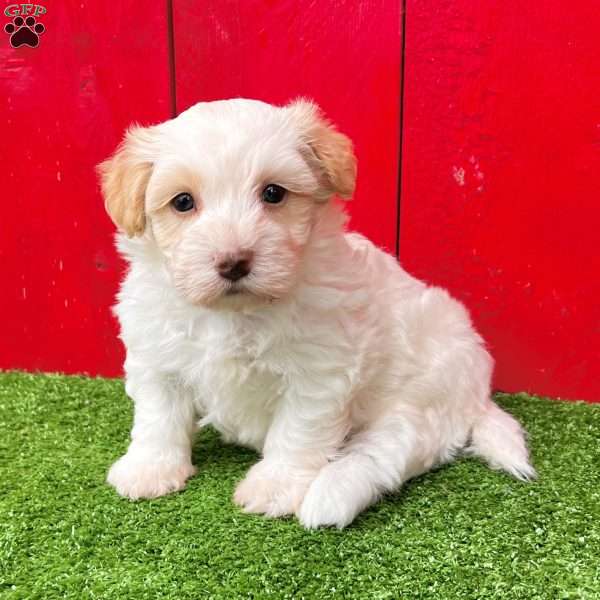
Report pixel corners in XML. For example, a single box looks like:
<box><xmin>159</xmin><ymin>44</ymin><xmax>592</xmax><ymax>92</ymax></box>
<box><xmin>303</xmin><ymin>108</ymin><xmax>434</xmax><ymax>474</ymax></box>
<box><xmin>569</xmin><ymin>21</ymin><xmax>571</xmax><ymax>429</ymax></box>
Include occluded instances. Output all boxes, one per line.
<box><xmin>97</xmin><ymin>124</ymin><xmax>159</xmax><ymax>237</ymax></box>
<box><xmin>287</xmin><ymin>99</ymin><xmax>357</xmax><ymax>199</ymax></box>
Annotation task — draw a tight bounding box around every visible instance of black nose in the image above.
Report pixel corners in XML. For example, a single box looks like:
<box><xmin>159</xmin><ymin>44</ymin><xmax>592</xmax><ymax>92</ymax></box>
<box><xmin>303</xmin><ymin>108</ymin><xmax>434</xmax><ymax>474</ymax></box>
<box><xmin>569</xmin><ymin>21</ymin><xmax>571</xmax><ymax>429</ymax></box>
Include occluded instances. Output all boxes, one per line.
<box><xmin>217</xmin><ymin>252</ymin><xmax>253</xmax><ymax>281</ymax></box>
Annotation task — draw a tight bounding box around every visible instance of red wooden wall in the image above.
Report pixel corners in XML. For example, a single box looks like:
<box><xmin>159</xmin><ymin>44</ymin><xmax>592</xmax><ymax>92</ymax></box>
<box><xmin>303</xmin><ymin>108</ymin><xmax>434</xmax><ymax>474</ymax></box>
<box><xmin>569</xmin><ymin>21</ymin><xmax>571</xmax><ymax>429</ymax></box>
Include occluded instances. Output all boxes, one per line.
<box><xmin>1</xmin><ymin>1</ymin><xmax>598</xmax><ymax>401</ymax></box>
<box><xmin>400</xmin><ymin>1</ymin><xmax>600</xmax><ymax>402</ymax></box>
<box><xmin>0</xmin><ymin>1</ymin><xmax>171</xmax><ymax>376</ymax></box>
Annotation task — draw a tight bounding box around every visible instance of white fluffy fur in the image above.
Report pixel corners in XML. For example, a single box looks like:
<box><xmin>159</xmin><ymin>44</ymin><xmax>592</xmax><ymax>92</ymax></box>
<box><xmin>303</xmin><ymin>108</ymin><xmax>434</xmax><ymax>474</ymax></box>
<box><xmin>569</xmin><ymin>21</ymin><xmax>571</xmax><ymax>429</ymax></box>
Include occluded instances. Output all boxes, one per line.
<box><xmin>101</xmin><ymin>99</ymin><xmax>534</xmax><ymax>529</ymax></box>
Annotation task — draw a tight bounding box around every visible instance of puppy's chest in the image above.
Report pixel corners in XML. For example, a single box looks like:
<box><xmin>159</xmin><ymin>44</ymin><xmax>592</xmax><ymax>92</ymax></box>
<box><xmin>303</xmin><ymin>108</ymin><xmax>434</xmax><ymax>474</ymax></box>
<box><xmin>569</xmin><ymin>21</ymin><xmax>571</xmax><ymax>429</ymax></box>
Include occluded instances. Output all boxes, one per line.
<box><xmin>181</xmin><ymin>320</ymin><xmax>287</xmax><ymax>449</ymax></box>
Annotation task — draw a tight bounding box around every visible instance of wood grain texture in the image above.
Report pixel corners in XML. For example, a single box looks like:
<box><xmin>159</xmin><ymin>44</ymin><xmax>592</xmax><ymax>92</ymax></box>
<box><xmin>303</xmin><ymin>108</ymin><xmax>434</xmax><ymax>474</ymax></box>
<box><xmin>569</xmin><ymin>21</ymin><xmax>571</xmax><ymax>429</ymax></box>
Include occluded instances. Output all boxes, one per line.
<box><xmin>0</xmin><ymin>1</ymin><xmax>171</xmax><ymax>375</ymax></box>
<box><xmin>3</xmin><ymin>1</ymin><xmax>598</xmax><ymax>403</ymax></box>
<box><xmin>400</xmin><ymin>1</ymin><xmax>600</xmax><ymax>401</ymax></box>
<box><xmin>173</xmin><ymin>0</ymin><xmax>402</xmax><ymax>252</ymax></box>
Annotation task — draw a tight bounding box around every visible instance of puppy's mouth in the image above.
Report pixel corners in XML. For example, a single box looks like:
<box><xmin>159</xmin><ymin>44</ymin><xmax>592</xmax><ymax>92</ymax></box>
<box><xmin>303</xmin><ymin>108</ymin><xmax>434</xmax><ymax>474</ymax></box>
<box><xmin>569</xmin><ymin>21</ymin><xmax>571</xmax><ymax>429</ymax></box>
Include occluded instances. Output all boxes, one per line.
<box><xmin>221</xmin><ymin>281</ymin><xmax>280</xmax><ymax>304</ymax></box>
<box><xmin>224</xmin><ymin>283</ymin><xmax>249</xmax><ymax>296</ymax></box>
<box><xmin>225</xmin><ymin>287</ymin><xmax>244</xmax><ymax>296</ymax></box>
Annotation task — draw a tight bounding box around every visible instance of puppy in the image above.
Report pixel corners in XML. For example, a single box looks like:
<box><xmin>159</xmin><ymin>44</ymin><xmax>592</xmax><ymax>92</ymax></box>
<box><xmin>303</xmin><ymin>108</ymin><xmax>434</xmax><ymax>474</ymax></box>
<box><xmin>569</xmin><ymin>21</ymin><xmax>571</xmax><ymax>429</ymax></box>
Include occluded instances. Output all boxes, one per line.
<box><xmin>98</xmin><ymin>99</ymin><xmax>534</xmax><ymax>528</ymax></box>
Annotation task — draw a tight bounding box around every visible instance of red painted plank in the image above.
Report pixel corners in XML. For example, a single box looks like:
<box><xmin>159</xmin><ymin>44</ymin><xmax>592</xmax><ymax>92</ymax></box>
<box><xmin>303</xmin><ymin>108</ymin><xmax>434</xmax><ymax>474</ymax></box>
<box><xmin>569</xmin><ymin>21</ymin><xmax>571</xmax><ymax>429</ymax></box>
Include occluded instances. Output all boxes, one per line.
<box><xmin>0</xmin><ymin>1</ymin><xmax>171</xmax><ymax>376</ymax></box>
<box><xmin>400</xmin><ymin>1</ymin><xmax>600</xmax><ymax>401</ymax></box>
<box><xmin>173</xmin><ymin>0</ymin><xmax>402</xmax><ymax>253</ymax></box>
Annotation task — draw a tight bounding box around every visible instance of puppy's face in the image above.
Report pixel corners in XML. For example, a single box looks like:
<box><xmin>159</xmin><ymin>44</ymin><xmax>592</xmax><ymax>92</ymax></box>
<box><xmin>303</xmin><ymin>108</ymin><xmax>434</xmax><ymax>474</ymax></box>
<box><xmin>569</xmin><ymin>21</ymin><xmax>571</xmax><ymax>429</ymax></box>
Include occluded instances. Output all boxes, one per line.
<box><xmin>98</xmin><ymin>99</ymin><xmax>356</xmax><ymax>308</ymax></box>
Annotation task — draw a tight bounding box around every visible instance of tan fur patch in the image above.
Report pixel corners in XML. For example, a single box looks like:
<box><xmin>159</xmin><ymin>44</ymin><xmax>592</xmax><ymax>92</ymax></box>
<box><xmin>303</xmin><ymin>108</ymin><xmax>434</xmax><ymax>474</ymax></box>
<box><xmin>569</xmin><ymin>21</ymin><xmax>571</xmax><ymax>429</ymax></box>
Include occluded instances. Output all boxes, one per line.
<box><xmin>97</xmin><ymin>125</ymin><xmax>159</xmax><ymax>237</ymax></box>
<box><xmin>287</xmin><ymin>99</ymin><xmax>357</xmax><ymax>200</ymax></box>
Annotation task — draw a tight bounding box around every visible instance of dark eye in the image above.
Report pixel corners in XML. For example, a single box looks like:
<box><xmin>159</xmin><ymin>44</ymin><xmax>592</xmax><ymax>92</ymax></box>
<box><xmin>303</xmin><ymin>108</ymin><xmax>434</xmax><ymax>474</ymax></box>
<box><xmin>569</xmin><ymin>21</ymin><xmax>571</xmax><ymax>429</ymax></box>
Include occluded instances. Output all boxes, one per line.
<box><xmin>261</xmin><ymin>184</ymin><xmax>287</xmax><ymax>204</ymax></box>
<box><xmin>171</xmin><ymin>192</ymin><xmax>195</xmax><ymax>212</ymax></box>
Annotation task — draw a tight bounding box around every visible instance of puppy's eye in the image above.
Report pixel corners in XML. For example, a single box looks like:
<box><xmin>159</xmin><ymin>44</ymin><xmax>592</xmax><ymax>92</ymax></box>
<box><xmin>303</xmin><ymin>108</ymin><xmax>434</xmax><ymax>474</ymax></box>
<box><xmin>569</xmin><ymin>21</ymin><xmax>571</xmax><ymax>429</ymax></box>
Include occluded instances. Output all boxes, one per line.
<box><xmin>171</xmin><ymin>192</ymin><xmax>195</xmax><ymax>212</ymax></box>
<box><xmin>261</xmin><ymin>184</ymin><xmax>287</xmax><ymax>204</ymax></box>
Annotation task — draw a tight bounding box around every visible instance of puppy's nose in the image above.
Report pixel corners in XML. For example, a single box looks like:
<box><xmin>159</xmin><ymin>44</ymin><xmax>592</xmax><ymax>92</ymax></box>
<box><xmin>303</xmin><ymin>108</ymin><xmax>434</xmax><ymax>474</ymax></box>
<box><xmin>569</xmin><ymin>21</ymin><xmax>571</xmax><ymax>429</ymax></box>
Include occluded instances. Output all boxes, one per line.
<box><xmin>217</xmin><ymin>251</ymin><xmax>253</xmax><ymax>282</ymax></box>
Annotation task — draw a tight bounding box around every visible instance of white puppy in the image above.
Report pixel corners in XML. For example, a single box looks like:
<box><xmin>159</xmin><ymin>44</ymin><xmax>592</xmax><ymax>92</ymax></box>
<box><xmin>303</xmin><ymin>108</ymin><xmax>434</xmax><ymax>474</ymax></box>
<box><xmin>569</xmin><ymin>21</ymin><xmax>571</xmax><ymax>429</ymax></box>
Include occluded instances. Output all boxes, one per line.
<box><xmin>99</xmin><ymin>98</ymin><xmax>534</xmax><ymax>528</ymax></box>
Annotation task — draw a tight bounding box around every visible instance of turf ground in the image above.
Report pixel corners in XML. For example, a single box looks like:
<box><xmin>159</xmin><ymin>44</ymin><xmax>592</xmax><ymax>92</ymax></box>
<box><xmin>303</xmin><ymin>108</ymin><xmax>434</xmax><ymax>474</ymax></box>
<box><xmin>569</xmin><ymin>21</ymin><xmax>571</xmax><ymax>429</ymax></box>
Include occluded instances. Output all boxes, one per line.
<box><xmin>0</xmin><ymin>371</ymin><xmax>598</xmax><ymax>599</ymax></box>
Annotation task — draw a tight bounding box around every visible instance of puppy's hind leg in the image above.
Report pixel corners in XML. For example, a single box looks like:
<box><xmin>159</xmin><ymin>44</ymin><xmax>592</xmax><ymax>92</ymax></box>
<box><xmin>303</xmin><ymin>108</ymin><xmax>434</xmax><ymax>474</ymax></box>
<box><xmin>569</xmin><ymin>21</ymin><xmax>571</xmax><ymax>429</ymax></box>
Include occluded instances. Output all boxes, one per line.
<box><xmin>298</xmin><ymin>410</ymin><xmax>435</xmax><ymax>529</ymax></box>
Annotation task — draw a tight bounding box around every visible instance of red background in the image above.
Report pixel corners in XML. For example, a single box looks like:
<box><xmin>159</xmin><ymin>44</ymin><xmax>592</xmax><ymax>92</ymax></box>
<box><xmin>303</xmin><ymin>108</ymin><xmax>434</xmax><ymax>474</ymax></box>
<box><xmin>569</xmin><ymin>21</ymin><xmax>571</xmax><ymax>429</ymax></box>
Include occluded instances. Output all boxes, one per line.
<box><xmin>1</xmin><ymin>1</ymin><xmax>598</xmax><ymax>402</ymax></box>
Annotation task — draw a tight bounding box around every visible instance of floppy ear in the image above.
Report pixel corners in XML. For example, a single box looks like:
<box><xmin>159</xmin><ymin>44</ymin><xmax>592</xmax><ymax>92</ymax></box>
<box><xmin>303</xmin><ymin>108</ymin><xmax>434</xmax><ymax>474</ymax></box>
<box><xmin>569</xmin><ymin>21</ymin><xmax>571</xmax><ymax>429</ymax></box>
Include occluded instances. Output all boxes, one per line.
<box><xmin>287</xmin><ymin>99</ymin><xmax>357</xmax><ymax>200</ymax></box>
<box><xmin>97</xmin><ymin>124</ymin><xmax>159</xmax><ymax>237</ymax></box>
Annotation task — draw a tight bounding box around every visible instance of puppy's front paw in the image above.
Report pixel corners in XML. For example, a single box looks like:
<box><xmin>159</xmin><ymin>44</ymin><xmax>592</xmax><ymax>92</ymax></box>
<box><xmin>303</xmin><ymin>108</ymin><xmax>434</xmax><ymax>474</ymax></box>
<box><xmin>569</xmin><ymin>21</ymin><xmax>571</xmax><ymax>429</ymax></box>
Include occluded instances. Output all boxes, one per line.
<box><xmin>298</xmin><ymin>466</ymin><xmax>364</xmax><ymax>529</ymax></box>
<box><xmin>107</xmin><ymin>452</ymin><xmax>196</xmax><ymax>500</ymax></box>
<box><xmin>233</xmin><ymin>459</ymin><xmax>317</xmax><ymax>517</ymax></box>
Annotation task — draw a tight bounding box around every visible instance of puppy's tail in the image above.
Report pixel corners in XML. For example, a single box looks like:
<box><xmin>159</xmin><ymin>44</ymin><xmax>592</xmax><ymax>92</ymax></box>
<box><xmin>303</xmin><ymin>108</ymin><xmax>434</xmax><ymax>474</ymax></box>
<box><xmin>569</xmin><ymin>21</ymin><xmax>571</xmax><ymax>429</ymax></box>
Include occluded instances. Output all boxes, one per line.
<box><xmin>467</xmin><ymin>400</ymin><xmax>536</xmax><ymax>481</ymax></box>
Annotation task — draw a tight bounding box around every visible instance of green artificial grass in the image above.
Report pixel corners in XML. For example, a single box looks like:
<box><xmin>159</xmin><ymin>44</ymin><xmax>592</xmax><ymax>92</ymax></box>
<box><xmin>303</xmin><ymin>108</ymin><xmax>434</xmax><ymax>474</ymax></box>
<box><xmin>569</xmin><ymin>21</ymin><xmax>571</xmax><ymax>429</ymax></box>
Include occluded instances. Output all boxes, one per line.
<box><xmin>0</xmin><ymin>372</ymin><xmax>599</xmax><ymax>599</ymax></box>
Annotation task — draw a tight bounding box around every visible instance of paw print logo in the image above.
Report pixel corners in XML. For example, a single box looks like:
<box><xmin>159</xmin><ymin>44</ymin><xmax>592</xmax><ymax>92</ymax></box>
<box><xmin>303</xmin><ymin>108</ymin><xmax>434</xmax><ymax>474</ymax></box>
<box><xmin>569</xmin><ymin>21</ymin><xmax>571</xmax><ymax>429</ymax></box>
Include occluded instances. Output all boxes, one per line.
<box><xmin>4</xmin><ymin>16</ymin><xmax>45</xmax><ymax>48</ymax></box>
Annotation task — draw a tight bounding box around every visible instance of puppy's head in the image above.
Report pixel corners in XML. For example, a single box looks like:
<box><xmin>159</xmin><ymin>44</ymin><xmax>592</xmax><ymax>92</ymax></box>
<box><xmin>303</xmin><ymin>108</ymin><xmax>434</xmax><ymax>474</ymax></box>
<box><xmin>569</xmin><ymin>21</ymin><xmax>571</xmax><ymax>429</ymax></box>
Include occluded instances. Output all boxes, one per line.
<box><xmin>98</xmin><ymin>99</ymin><xmax>356</xmax><ymax>308</ymax></box>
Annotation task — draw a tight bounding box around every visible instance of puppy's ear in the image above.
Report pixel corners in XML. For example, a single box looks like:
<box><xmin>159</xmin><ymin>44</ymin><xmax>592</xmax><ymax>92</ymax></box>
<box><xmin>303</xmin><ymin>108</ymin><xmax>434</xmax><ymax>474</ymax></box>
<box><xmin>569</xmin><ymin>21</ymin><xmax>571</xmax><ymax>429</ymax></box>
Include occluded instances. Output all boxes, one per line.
<box><xmin>97</xmin><ymin>124</ymin><xmax>159</xmax><ymax>237</ymax></box>
<box><xmin>287</xmin><ymin>99</ymin><xmax>357</xmax><ymax>200</ymax></box>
